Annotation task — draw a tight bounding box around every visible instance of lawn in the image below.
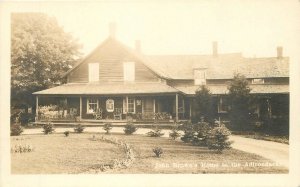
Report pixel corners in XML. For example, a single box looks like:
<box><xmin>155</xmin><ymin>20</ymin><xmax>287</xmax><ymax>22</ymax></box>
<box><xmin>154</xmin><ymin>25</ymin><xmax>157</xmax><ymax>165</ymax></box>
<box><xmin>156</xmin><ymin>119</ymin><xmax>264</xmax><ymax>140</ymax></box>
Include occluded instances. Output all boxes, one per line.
<box><xmin>11</xmin><ymin>132</ymin><xmax>288</xmax><ymax>174</ymax></box>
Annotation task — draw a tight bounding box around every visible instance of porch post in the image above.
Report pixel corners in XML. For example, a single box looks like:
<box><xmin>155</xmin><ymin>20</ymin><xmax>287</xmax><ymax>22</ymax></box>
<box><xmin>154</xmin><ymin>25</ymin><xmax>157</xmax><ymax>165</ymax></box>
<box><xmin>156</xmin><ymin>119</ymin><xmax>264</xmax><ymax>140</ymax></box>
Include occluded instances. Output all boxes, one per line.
<box><xmin>189</xmin><ymin>98</ymin><xmax>192</xmax><ymax>120</ymax></box>
<box><xmin>79</xmin><ymin>96</ymin><xmax>82</xmax><ymax>121</ymax></box>
<box><xmin>126</xmin><ymin>96</ymin><xmax>129</xmax><ymax>114</ymax></box>
<box><xmin>36</xmin><ymin>96</ymin><xmax>39</xmax><ymax>120</ymax></box>
<box><xmin>153</xmin><ymin>98</ymin><xmax>156</xmax><ymax>113</ymax></box>
<box><xmin>175</xmin><ymin>93</ymin><xmax>178</xmax><ymax>122</ymax></box>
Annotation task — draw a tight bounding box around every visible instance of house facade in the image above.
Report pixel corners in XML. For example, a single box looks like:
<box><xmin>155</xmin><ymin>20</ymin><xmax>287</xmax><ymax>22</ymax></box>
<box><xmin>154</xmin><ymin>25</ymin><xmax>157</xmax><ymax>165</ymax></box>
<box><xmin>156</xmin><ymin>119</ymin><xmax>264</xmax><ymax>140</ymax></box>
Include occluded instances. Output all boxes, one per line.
<box><xmin>33</xmin><ymin>26</ymin><xmax>289</xmax><ymax>129</ymax></box>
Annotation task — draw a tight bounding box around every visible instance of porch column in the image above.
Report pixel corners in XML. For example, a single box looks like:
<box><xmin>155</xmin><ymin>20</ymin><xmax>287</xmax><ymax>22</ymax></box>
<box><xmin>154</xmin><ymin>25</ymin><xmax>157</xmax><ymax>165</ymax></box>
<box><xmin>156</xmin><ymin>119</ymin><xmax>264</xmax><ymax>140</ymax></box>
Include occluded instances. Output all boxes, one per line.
<box><xmin>126</xmin><ymin>96</ymin><xmax>129</xmax><ymax>113</ymax></box>
<box><xmin>175</xmin><ymin>93</ymin><xmax>178</xmax><ymax>122</ymax></box>
<box><xmin>153</xmin><ymin>98</ymin><xmax>156</xmax><ymax>113</ymax></box>
<box><xmin>36</xmin><ymin>96</ymin><xmax>39</xmax><ymax>120</ymax></box>
<box><xmin>79</xmin><ymin>96</ymin><xmax>82</xmax><ymax>121</ymax></box>
<box><xmin>189</xmin><ymin>98</ymin><xmax>192</xmax><ymax>120</ymax></box>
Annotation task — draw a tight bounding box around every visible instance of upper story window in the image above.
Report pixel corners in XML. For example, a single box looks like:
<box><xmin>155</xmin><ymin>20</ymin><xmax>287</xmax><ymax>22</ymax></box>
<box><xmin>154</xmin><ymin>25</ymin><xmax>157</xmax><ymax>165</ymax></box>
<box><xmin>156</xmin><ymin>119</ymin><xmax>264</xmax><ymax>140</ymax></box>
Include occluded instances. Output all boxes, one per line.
<box><xmin>252</xmin><ymin>78</ymin><xmax>264</xmax><ymax>84</ymax></box>
<box><xmin>123</xmin><ymin>62</ymin><xmax>135</xmax><ymax>82</ymax></box>
<box><xmin>194</xmin><ymin>69</ymin><xmax>206</xmax><ymax>85</ymax></box>
<box><xmin>88</xmin><ymin>63</ymin><xmax>99</xmax><ymax>82</ymax></box>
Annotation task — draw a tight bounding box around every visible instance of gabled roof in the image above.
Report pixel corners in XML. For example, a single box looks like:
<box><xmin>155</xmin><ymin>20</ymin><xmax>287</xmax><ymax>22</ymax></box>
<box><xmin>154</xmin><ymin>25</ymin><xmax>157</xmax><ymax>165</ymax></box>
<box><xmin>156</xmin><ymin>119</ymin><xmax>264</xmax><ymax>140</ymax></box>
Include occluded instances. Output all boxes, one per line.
<box><xmin>63</xmin><ymin>36</ymin><xmax>289</xmax><ymax>80</ymax></box>
<box><xmin>33</xmin><ymin>82</ymin><xmax>180</xmax><ymax>95</ymax></box>
<box><xmin>62</xmin><ymin>37</ymin><xmax>169</xmax><ymax>79</ymax></box>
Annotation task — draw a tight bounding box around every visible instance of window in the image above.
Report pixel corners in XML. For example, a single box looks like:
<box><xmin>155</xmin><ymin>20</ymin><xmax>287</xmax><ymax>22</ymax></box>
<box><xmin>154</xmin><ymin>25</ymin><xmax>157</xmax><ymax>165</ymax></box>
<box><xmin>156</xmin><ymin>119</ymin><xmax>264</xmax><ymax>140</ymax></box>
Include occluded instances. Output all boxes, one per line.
<box><xmin>252</xmin><ymin>78</ymin><xmax>264</xmax><ymax>84</ymax></box>
<box><xmin>123</xmin><ymin>97</ymin><xmax>135</xmax><ymax>114</ymax></box>
<box><xmin>123</xmin><ymin>62</ymin><xmax>135</xmax><ymax>81</ymax></box>
<box><xmin>106</xmin><ymin>99</ymin><xmax>114</xmax><ymax>112</ymax></box>
<box><xmin>218</xmin><ymin>97</ymin><xmax>230</xmax><ymax>113</ymax></box>
<box><xmin>194</xmin><ymin>69</ymin><xmax>206</xmax><ymax>85</ymax></box>
<box><xmin>87</xmin><ymin>98</ymin><xmax>98</xmax><ymax>114</ymax></box>
<box><xmin>88</xmin><ymin>63</ymin><xmax>99</xmax><ymax>82</ymax></box>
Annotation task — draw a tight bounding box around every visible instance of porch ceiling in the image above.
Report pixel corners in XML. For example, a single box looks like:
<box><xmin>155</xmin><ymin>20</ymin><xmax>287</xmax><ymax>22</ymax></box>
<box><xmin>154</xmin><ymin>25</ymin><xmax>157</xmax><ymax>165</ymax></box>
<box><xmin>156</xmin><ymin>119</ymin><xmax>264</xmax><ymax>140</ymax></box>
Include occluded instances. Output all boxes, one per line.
<box><xmin>175</xmin><ymin>84</ymin><xmax>289</xmax><ymax>95</ymax></box>
<box><xmin>33</xmin><ymin>82</ymin><xmax>180</xmax><ymax>95</ymax></box>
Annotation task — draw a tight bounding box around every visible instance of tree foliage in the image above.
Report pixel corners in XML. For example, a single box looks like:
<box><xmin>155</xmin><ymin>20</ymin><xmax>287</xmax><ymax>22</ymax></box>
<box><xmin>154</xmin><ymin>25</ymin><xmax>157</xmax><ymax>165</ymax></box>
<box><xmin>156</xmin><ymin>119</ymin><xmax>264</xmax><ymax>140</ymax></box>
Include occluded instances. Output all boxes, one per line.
<box><xmin>194</xmin><ymin>85</ymin><xmax>214</xmax><ymax>122</ymax></box>
<box><xmin>227</xmin><ymin>74</ymin><xmax>251</xmax><ymax>131</ymax></box>
<box><xmin>11</xmin><ymin>13</ymin><xmax>82</xmax><ymax>109</ymax></box>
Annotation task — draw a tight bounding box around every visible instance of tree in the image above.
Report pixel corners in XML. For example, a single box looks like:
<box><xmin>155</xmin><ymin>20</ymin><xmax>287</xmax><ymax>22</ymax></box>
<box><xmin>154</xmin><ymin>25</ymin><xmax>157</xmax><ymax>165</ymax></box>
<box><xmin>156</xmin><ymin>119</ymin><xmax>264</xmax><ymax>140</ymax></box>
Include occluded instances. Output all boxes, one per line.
<box><xmin>194</xmin><ymin>85</ymin><xmax>214</xmax><ymax>123</ymax></box>
<box><xmin>11</xmin><ymin>13</ymin><xmax>82</xmax><ymax>112</ymax></box>
<box><xmin>227</xmin><ymin>74</ymin><xmax>251</xmax><ymax>131</ymax></box>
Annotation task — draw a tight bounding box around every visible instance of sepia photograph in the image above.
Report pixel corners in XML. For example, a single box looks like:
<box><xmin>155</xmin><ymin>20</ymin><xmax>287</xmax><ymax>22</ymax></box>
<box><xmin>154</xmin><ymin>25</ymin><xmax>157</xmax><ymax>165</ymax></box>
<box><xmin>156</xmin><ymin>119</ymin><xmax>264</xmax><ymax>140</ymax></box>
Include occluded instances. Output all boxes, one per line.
<box><xmin>1</xmin><ymin>0</ymin><xmax>300</xmax><ymax>186</ymax></box>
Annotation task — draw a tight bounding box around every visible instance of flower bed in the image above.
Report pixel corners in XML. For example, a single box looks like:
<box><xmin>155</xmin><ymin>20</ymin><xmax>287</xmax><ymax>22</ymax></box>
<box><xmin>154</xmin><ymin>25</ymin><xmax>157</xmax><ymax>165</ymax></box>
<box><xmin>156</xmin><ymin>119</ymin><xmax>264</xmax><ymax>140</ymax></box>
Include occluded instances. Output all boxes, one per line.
<box><xmin>83</xmin><ymin>135</ymin><xmax>135</xmax><ymax>173</ymax></box>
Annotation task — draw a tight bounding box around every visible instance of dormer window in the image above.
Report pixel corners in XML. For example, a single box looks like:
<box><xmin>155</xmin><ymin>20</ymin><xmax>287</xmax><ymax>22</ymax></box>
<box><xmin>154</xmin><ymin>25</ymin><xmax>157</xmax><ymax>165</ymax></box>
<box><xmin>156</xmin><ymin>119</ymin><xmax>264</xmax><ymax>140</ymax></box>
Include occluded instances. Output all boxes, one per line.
<box><xmin>88</xmin><ymin>63</ymin><xmax>99</xmax><ymax>82</ymax></box>
<box><xmin>252</xmin><ymin>78</ymin><xmax>264</xmax><ymax>84</ymax></box>
<box><xmin>194</xmin><ymin>69</ymin><xmax>206</xmax><ymax>85</ymax></box>
<box><xmin>123</xmin><ymin>62</ymin><xmax>135</xmax><ymax>81</ymax></box>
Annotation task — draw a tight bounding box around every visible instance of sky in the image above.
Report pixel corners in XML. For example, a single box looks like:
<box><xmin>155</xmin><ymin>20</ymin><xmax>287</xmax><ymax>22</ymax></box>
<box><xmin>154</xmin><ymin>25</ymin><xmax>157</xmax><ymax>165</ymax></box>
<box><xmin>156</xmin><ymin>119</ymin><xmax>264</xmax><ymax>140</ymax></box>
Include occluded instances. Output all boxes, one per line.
<box><xmin>30</xmin><ymin>0</ymin><xmax>299</xmax><ymax>58</ymax></box>
<box><xmin>2</xmin><ymin>0</ymin><xmax>300</xmax><ymax>58</ymax></box>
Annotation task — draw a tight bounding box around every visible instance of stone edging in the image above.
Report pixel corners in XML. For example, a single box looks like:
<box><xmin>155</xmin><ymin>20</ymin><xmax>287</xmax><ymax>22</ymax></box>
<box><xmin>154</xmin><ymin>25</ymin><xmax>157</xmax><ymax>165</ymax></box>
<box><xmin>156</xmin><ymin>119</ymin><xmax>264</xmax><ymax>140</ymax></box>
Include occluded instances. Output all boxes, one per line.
<box><xmin>82</xmin><ymin>135</ymin><xmax>135</xmax><ymax>173</ymax></box>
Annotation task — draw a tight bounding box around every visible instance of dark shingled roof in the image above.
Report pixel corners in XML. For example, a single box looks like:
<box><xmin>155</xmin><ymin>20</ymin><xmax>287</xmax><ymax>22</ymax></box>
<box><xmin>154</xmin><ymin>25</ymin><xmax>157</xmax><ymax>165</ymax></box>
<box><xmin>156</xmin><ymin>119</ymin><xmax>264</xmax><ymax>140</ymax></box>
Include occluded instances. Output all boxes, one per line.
<box><xmin>33</xmin><ymin>82</ymin><xmax>180</xmax><ymax>95</ymax></box>
<box><xmin>175</xmin><ymin>84</ymin><xmax>289</xmax><ymax>95</ymax></box>
<box><xmin>145</xmin><ymin>54</ymin><xmax>289</xmax><ymax>80</ymax></box>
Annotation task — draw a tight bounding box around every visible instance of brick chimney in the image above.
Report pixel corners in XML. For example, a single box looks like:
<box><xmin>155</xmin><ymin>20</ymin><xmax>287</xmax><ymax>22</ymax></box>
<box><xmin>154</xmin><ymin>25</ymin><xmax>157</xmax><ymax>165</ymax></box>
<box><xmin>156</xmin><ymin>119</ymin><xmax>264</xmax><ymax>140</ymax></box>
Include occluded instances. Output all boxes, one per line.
<box><xmin>109</xmin><ymin>22</ymin><xmax>116</xmax><ymax>39</ymax></box>
<box><xmin>212</xmin><ymin>41</ymin><xmax>218</xmax><ymax>57</ymax></box>
<box><xmin>277</xmin><ymin>46</ymin><xmax>283</xmax><ymax>59</ymax></box>
<box><xmin>135</xmin><ymin>40</ymin><xmax>141</xmax><ymax>53</ymax></box>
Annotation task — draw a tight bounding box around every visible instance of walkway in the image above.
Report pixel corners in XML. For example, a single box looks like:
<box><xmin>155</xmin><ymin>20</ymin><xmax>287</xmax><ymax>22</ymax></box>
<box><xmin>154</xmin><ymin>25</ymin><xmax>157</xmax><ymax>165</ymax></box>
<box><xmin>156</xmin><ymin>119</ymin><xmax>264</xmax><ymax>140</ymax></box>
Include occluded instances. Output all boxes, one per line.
<box><xmin>230</xmin><ymin>135</ymin><xmax>289</xmax><ymax>168</ymax></box>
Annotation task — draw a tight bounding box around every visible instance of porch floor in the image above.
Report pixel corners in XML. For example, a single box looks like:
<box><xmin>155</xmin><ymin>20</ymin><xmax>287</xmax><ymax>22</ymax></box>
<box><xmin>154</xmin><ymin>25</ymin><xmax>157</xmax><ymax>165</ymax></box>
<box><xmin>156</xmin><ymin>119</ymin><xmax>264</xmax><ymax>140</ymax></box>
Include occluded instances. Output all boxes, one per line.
<box><xmin>30</xmin><ymin>119</ymin><xmax>188</xmax><ymax>128</ymax></box>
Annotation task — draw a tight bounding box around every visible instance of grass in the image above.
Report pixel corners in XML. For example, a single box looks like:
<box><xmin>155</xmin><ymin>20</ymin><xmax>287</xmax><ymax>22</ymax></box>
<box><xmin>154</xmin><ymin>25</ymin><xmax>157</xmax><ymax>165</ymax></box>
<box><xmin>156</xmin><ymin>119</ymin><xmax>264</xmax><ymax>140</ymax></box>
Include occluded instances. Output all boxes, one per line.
<box><xmin>11</xmin><ymin>133</ymin><xmax>288</xmax><ymax>174</ymax></box>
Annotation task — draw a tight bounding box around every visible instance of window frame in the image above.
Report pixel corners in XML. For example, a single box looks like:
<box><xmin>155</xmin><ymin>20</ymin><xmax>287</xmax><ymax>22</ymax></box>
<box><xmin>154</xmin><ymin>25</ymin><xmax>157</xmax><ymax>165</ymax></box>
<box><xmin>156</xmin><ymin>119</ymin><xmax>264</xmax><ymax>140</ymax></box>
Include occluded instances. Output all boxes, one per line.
<box><xmin>87</xmin><ymin>98</ymin><xmax>99</xmax><ymax>114</ymax></box>
<box><xmin>88</xmin><ymin>63</ymin><xmax>99</xmax><ymax>82</ymax></box>
<box><xmin>123</xmin><ymin>97</ymin><xmax>136</xmax><ymax>114</ymax></box>
<box><xmin>123</xmin><ymin>61</ymin><xmax>135</xmax><ymax>82</ymax></box>
<box><xmin>218</xmin><ymin>97</ymin><xmax>229</xmax><ymax>113</ymax></box>
<box><xmin>252</xmin><ymin>78</ymin><xmax>264</xmax><ymax>84</ymax></box>
<box><xmin>194</xmin><ymin>69</ymin><xmax>207</xmax><ymax>86</ymax></box>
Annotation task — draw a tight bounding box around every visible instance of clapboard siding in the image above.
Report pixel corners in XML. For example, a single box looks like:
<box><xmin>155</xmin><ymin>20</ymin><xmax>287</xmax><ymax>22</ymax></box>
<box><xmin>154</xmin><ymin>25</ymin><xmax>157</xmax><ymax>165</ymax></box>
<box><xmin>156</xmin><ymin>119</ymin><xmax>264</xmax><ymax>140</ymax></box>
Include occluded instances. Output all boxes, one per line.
<box><xmin>68</xmin><ymin>38</ymin><xmax>160</xmax><ymax>83</ymax></box>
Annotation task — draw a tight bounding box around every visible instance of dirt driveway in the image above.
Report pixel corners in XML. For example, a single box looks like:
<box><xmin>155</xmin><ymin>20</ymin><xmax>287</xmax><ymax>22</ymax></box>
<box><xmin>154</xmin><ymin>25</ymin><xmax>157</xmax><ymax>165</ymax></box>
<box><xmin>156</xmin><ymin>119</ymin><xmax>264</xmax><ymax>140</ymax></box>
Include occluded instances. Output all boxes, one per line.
<box><xmin>230</xmin><ymin>135</ymin><xmax>289</xmax><ymax>168</ymax></box>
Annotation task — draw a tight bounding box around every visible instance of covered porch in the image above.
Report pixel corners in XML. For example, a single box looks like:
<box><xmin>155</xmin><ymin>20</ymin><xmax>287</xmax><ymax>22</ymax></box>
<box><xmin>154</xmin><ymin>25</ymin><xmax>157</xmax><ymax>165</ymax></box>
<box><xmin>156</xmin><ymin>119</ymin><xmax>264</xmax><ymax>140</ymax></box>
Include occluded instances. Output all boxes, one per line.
<box><xmin>35</xmin><ymin>94</ymin><xmax>192</xmax><ymax>123</ymax></box>
<box><xmin>33</xmin><ymin>82</ymin><xmax>192</xmax><ymax>123</ymax></box>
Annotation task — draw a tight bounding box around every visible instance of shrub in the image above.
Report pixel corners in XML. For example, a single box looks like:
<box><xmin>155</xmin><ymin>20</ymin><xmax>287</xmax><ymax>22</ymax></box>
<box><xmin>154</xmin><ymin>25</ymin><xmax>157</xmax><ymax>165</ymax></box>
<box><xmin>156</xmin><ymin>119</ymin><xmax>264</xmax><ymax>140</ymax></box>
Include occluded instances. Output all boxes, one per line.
<box><xmin>74</xmin><ymin>124</ymin><xmax>85</xmax><ymax>133</ymax></box>
<box><xmin>169</xmin><ymin>129</ymin><xmax>181</xmax><ymax>140</ymax></box>
<box><xmin>42</xmin><ymin>122</ymin><xmax>55</xmax><ymax>134</ymax></box>
<box><xmin>64</xmin><ymin>131</ymin><xmax>70</xmax><ymax>137</ymax></box>
<box><xmin>206</xmin><ymin>124</ymin><xmax>233</xmax><ymax>153</ymax></box>
<box><xmin>146</xmin><ymin>125</ymin><xmax>164</xmax><ymax>137</ymax></box>
<box><xmin>103</xmin><ymin>123</ymin><xmax>113</xmax><ymax>134</ymax></box>
<box><xmin>152</xmin><ymin>147</ymin><xmax>163</xmax><ymax>157</ymax></box>
<box><xmin>11</xmin><ymin>144</ymin><xmax>34</xmax><ymax>153</ymax></box>
<box><xmin>123</xmin><ymin>123</ymin><xmax>138</xmax><ymax>135</ymax></box>
<box><xmin>194</xmin><ymin>86</ymin><xmax>214</xmax><ymax>122</ymax></box>
<box><xmin>193</xmin><ymin>121</ymin><xmax>212</xmax><ymax>146</ymax></box>
<box><xmin>10</xmin><ymin>124</ymin><xmax>24</xmax><ymax>136</ymax></box>
<box><xmin>180</xmin><ymin>122</ymin><xmax>196</xmax><ymax>143</ymax></box>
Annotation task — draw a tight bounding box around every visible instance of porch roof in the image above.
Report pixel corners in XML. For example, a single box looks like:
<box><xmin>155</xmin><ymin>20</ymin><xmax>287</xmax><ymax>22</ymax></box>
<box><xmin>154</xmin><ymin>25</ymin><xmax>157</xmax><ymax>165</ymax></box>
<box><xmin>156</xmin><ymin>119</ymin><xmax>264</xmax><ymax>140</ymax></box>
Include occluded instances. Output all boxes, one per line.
<box><xmin>33</xmin><ymin>82</ymin><xmax>180</xmax><ymax>95</ymax></box>
<box><xmin>175</xmin><ymin>84</ymin><xmax>289</xmax><ymax>95</ymax></box>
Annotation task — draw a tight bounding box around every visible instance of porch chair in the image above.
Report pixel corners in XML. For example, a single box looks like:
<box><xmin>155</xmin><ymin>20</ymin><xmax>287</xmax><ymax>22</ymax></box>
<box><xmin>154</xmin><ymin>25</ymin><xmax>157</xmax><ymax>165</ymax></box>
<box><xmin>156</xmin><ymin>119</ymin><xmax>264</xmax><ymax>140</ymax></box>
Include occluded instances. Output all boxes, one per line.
<box><xmin>113</xmin><ymin>108</ymin><xmax>122</xmax><ymax>120</ymax></box>
<box><xmin>93</xmin><ymin>108</ymin><xmax>103</xmax><ymax>120</ymax></box>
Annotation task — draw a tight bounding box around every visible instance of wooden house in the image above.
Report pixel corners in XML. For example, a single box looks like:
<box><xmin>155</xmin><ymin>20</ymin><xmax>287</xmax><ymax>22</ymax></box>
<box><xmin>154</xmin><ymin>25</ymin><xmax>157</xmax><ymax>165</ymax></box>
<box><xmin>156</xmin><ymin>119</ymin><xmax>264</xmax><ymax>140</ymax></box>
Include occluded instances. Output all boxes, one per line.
<box><xmin>33</xmin><ymin>25</ymin><xmax>289</xmax><ymax>127</ymax></box>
